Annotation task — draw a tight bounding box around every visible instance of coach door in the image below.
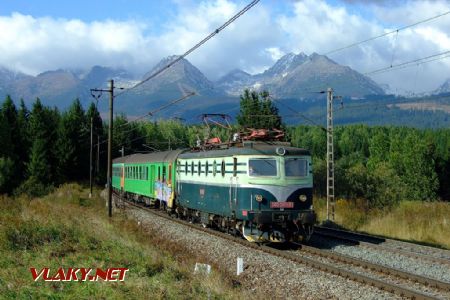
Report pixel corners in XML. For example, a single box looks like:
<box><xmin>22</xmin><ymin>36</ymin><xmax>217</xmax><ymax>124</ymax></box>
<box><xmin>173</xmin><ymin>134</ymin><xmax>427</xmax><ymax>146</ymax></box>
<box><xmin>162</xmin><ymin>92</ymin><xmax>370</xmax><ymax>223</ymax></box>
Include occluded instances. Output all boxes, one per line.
<box><xmin>120</xmin><ymin>165</ymin><xmax>124</xmax><ymax>190</ymax></box>
<box><xmin>229</xmin><ymin>158</ymin><xmax>238</xmax><ymax>215</ymax></box>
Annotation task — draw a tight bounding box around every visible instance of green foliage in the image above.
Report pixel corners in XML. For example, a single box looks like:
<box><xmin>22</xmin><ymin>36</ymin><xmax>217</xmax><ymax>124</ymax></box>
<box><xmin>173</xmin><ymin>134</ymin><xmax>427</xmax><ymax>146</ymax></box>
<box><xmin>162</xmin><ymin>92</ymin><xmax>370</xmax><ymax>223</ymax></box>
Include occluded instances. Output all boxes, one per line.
<box><xmin>236</xmin><ymin>89</ymin><xmax>283</xmax><ymax>129</ymax></box>
<box><xmin>290</xmin><ymin>124</ymin><xmax>449</xmax><ymax>206</ymax></box>
<box><xmin>57</xmin><ymin>99</ymin><xmax>89</xmax><ymax>181</ymax></box>
<box><xmin>0</xmin><ymin>157</ymin><xmax>14</xmax><ymax>194</ymax></box>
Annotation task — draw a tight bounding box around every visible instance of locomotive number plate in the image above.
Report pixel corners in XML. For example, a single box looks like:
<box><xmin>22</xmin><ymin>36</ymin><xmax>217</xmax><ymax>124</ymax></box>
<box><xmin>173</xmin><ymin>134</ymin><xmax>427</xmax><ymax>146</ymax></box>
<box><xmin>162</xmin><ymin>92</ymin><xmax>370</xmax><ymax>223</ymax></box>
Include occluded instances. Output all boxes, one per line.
<box><xmin>270</xmin><ymin>202</ymin><xmax>294</xmax><ymax>209</ymax></box>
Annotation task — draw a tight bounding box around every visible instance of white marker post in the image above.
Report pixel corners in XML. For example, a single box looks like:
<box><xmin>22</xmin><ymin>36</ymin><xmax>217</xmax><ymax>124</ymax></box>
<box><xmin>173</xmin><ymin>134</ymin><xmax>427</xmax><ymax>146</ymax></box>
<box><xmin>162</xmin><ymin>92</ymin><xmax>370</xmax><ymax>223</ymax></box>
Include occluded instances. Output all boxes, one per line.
<box><xmin>237</xmin><ymin>257</ymin><xmax>244</xmax><ymax>275</ymax></box>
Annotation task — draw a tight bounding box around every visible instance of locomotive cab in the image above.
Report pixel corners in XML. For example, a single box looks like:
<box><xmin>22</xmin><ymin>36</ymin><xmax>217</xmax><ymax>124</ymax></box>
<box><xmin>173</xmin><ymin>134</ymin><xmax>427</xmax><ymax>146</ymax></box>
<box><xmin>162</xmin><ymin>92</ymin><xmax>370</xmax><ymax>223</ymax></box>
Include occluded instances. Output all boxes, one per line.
<box><xmin>237</xmin><ymin>152</ymin><xmax>315</xmax><ymax>243</ymax></box>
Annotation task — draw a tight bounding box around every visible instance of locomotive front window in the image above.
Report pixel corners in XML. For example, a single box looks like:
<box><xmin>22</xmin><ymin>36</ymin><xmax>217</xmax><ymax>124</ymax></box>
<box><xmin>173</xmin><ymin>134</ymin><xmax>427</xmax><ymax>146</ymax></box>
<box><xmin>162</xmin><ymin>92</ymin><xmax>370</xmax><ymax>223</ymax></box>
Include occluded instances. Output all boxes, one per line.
<box><xmin>248</xmin><ymin>159</ymin><xmax>277</xmax><ymax>176</ymax></box>
<box><xmin>285</xmin><ymin>158</ymin><xmax>307</xmax><ymax>177</ymax></box>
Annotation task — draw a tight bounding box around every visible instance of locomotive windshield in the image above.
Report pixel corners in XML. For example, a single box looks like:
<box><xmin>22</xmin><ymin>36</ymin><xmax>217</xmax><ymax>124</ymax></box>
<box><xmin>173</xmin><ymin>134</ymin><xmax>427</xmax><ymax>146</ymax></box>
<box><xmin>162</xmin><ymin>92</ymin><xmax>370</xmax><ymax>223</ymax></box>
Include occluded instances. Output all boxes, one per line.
<box><xmin>285</xmin><ymin>158</ymin><xmax>308</xmax><ymax>177</ymax></box>
<box><xmin>248</xmin><ymin>159</ymin><xmax>277</xmax><ymax>176</ymax></box>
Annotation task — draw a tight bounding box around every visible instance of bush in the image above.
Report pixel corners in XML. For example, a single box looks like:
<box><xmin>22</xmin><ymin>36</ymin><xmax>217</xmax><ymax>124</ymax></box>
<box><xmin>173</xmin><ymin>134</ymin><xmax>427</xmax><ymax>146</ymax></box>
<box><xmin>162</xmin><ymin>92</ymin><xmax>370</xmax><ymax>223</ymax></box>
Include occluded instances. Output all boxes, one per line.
<box><xmin>13</xmin><ymin>177</ymin><xmax>53</xmax><ymax>198</ymax></box>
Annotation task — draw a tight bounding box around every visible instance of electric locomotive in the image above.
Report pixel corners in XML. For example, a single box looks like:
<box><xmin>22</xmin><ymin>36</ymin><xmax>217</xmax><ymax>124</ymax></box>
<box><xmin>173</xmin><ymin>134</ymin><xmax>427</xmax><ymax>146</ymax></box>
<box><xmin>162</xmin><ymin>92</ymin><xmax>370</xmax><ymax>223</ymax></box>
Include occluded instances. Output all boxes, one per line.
<box><xmin>112</xmin><ymin>141</ymin><xmax>316</xmax><ymax>243</ymax></box>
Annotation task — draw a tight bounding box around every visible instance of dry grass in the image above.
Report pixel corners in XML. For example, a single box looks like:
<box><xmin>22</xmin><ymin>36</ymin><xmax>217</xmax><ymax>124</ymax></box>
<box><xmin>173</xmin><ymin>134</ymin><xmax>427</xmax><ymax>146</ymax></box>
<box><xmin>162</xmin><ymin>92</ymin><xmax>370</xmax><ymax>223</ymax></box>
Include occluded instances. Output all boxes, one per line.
<box><xmin>360</xmin><ymin>201</ymin><xmax>450</xmax><ymax>248</ymax></box>
<box><xmin>0</xmin><ymin>183</ymin><xmax>243</xmax><ymax>299</ymax></box>
<box><xmin>314</xmin><ymin>197</ymin><xmax>450</xmax><ymax>249</ymax></box>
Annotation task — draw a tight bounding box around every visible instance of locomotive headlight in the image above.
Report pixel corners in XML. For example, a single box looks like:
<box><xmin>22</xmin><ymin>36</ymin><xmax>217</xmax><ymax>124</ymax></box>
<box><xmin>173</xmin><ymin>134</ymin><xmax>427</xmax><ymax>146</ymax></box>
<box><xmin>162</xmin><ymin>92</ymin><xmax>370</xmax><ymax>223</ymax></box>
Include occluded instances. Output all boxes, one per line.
<box><xmin>255</xmin><ymin>194</ymin><xmax>263</xmax><ymax>202</ymax></box>
<box><xmin>299</xmin><ymin>194</ymin><xmax>307</xmax><ymax>202</ymax></box>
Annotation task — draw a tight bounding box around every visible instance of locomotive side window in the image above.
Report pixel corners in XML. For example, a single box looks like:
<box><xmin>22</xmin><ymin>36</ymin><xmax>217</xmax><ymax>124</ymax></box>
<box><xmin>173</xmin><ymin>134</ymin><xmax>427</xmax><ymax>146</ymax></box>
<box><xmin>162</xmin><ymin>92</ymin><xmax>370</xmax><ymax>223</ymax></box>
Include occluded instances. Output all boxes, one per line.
<box><xmin>285</xmin><ymin>158</ymin><xmax>307</xmax><ymax>177</ymax></box>
<box><xmin>213</xmin><ymin>160</ymin><xmax>217</xmax><ymax>176</ymax></box>
<box><xmin>249</xmin><ymin>159</ymin><xmax>277</xmax><ymax>176</ymax></box>
<box><xmin>221</xmin><ymin>160</ymin><xmax>225</xmax><ymax>177</ymax></box>
<box><xmin>191</xmin><ymin>161</ymin><xmax>194</xmax><ymax>175</ymax></box>
<box><xmin>233</xmin><ymin>158</ymin><xmax>237</xmax><ymax>177</ymax></box>
<box><xmin>185</xmin><ymin>161</ymin><xmax>188</xmax><ymax>175</ymax></box>
<box><xmin>198</xmin><ymin>161</ymin><xmax>201</xmax><ymax>175</ymax></box>
<box><xmin>205</xmin><ymin>161</ymin><xmax>209</xmax><ymax>177</ymax></box>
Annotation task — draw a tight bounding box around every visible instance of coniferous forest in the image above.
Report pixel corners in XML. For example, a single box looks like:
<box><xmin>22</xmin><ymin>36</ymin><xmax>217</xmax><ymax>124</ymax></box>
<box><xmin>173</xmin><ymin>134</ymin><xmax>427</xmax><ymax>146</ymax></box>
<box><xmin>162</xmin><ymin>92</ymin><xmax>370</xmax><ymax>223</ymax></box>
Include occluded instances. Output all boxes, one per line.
<box><xmin>0</xmin><ymin>92</ymin><xmax>449</xmax><ymax>206</ymax></box>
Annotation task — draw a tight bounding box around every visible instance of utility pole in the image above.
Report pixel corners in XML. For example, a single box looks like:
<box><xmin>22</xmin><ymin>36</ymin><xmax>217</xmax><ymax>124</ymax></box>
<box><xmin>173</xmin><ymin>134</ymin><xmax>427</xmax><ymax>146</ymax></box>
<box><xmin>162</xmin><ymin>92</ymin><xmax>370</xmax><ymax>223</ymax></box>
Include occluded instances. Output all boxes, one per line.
<box><xmin>326</xmin><ymin>88</ymin><xmax>335</xmax><ymax>221</ymax></box>
<box><xmin>89</xmin><ymin>116</ymin><xmax>93</xmax><ymax>198</ymax></box>
<box><xmin>107</xmin><ymin>79</ymin><xmax>114</xmax><ymax>218</ymax></box>
<box><xmin>90</xmin><ymin>79</ymin><xmax>115</xmax><ymax>217</ymax></box>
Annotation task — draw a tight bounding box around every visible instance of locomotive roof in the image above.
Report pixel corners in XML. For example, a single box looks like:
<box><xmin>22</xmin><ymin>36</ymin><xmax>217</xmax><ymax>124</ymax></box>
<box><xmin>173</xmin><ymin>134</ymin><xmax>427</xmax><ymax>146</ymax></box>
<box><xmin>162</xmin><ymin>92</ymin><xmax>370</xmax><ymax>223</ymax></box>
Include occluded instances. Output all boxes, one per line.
<box><xmin>179</xmin><ymin>143</ymin><xmax>310</xmax><ymax>159</ymax></box>
<box><xmin>113</xmin><ymin>149</ymin><xmax>185</xmax><ymax>164</ymax></box>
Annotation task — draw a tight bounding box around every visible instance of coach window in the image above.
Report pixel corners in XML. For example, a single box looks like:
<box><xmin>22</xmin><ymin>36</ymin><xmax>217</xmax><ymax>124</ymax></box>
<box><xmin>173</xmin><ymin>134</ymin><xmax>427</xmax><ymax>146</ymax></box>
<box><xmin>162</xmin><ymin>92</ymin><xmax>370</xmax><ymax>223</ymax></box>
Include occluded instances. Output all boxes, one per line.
<box><xmin>233</xmin><ymin>157</ymin><xmax>237</xmax><ymax>177</ymax></box>
<box><xmin>205</xmin><ymin>161</ymin><xmax>209</xmax><ymax>177</ymax></box>
<box><xmin>213</xmin><ymin>160</ymin><xmax>217</xmax><ymax>176</ymax></box>
<box><xmin>191</xmin><ymin>161</ymin><xmax>194</xmax><ymax>175</ymax></box>
<box><xmin>198</xmin><ymin>161</ymin><xmax>201</xmax><ymax>176</ymax></box>
<box><xmin>162</xmin><ymin>166</ymin><xmax>166</xmax><ymax>182</ymax></box>
<box><xmin>168</xmin><ymin>164</ymin><xmax>172</xmax><ymax>184</ymax></box>
<box><xmin>185</xmin><ymin>161</ymin><xmax>188</xmax><ymax>175</ymax></box>
<box><xmin>221</xmin><ymin>160</ymin><xmax>225</xmax><ymax>177</ymax></box>
<box><xmin>158</xmin><ymin>166</ymin><xmax>161</xmax><ymax>181</ymax></box>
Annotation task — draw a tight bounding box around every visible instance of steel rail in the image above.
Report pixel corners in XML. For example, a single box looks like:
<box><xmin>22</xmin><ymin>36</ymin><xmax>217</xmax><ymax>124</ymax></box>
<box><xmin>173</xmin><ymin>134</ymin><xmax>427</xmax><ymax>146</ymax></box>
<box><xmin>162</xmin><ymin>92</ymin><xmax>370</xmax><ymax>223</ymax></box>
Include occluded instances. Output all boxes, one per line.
<box><xmin>117</xmin><ymin>196</ymin><xmax>440</xmax><ymax>300</ymax></box>
<box><xmin>314</xmin><ymin>230</ymin><xmax>450</xmax><ymax>266</ymax></box>
<box><xmin>314</xmin><ymin>226</ymin><xmax>450</xmax><ymax>265</ymax></box>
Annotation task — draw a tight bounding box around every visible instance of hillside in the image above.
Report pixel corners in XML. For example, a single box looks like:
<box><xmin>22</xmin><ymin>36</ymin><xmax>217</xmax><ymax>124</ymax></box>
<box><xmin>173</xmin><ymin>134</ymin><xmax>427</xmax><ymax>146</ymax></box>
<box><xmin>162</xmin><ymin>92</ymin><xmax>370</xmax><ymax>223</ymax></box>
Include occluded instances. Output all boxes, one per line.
<box><xmin>1</xmin><ymin>54</ymin><xmax>450</xmax><ymax>127</ymax></box>
<box><xmin>0</xmin><ymin>184</ymin><xmax>241</xmax><ymax>298</ymax></box>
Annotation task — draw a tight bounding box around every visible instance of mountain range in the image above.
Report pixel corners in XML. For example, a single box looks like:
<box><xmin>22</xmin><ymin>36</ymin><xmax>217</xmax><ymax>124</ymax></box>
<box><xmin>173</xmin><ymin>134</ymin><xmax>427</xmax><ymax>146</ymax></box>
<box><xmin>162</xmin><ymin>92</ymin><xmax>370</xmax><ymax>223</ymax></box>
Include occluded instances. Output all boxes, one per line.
<box><xmin>0</xmin><ymin>53</ymin><xmax>449</xmax><ymax>125</ymax></box>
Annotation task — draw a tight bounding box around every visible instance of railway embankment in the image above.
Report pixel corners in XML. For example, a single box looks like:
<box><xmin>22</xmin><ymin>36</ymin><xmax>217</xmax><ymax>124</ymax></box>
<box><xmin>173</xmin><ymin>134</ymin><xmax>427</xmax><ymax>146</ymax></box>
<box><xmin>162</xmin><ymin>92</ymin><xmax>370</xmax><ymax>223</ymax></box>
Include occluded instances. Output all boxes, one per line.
<box><xmin>0</xmin><ymin>184</ymin><xmax>240</xmax><ymax>299</ymax></box>
<box><xmin>314</xmin><ymin>197</ymin><xmax>450</xmax><ymax>249</ymax></box>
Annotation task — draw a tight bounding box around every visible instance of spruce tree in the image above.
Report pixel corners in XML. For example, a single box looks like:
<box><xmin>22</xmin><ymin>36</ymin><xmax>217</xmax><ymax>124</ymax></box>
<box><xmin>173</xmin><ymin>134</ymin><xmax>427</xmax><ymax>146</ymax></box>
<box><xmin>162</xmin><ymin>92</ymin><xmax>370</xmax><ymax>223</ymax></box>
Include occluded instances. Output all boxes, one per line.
<box><xmin>57</xmin><ymin>99</ymin><xmax>88</xmax><ymax>181</ymax></box>
<box><xmin>26</xmin><ymin>98</ymin><xmax>57</xmax><ymax>185</ymax></box>
<box><xmin>236</xmin><ymin>89</ymin><xmax>283</xmax><ymax>129</ymax></box>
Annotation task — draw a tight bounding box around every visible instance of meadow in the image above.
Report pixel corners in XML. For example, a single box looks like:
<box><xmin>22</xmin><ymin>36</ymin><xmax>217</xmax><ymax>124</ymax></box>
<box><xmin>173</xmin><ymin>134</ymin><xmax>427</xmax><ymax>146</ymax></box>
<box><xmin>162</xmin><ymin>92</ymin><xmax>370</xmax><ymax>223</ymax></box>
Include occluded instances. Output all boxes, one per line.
<box><xmin>315</xmin><ymin>197</ymin><xmax>450</xmax><ymax>249</ymax></box>
<box><xmin>0</xmin><ymin>184</ymin><xmax>242</xmax><ymax>299</ymax></box>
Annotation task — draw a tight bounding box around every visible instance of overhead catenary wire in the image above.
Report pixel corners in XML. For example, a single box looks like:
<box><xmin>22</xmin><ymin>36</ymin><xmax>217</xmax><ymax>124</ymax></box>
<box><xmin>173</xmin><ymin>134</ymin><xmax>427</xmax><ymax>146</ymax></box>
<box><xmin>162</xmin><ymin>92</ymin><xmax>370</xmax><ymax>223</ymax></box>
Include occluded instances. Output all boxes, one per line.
<box><xmin>114</xmin><ymin>0</ymin><xmax>260</xmax><ymax>98</ymax></box>
<box><xmin>324</xmin><ymin>10</ymin><xmax>450</xmax><ymax>56</ymax></box>
<box><xmin>365</xmin><ymin>50</ymin><xmax>450</xmax><ymax>76</ymax></box>
<box><xmin>95</xmin><ymin>91</ymin><xmax>196</xmax><ymax>147</ymax></box>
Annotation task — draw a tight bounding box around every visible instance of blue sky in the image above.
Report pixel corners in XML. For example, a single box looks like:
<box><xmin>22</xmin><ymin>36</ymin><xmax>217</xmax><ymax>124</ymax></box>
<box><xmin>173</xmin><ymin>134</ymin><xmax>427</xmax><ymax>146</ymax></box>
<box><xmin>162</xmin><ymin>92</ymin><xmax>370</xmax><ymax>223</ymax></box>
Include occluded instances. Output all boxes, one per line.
<box><xmin>0</xmin><ymin>0</ymin><xmax>449</xmax><ymax>94</ymax></box>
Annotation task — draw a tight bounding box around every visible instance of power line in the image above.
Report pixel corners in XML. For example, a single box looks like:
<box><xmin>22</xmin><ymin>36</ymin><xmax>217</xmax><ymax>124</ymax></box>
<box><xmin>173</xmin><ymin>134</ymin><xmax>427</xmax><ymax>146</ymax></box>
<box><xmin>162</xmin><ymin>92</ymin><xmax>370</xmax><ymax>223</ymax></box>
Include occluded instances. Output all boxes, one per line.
<box><xmin>324</xmin><ymin>10</ymin><xmax>450</xmax><ymax>56</ymax></box>
<box><xmin>115</xmin><ymin>0</ymin><xmax>260</xmax><ymax>98</ymax></box>
<box><xmin>365</xmin><ymin>50</ymin><xmax>450</xmax><ymax>76</ymax></box>
<box><xmin>94</xmin><ymin>92</ymin><xmax>196</xmax><ymax>147</ymax></box>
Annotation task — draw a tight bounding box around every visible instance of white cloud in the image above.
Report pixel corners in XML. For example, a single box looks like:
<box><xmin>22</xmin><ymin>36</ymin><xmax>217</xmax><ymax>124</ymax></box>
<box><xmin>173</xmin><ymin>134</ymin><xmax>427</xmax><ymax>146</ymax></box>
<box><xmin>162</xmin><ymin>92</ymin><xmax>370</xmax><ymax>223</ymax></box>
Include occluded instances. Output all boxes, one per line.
<box><xmin>0</xmin><ymin>0</ymin><xmax>449</xmax><ymax>93</ymax></box>
<box><xmin>275</xmin><ymin>0</ymin><xmax>450</xmax><ymax>93</ymax></box>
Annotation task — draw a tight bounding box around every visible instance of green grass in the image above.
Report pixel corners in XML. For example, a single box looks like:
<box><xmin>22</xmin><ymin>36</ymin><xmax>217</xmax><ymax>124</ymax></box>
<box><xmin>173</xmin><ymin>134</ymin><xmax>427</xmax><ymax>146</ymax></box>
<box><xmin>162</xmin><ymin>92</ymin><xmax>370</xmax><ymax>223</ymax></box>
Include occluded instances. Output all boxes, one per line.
<box><xmin>314</xmin><ymin>197</ymin><xmax>450</xmax><ymax>249</ymax></box>
<box><xmin>0</xmin><ymin>184</ymin><xmax>243</xmax><ymax>299</ymax></box>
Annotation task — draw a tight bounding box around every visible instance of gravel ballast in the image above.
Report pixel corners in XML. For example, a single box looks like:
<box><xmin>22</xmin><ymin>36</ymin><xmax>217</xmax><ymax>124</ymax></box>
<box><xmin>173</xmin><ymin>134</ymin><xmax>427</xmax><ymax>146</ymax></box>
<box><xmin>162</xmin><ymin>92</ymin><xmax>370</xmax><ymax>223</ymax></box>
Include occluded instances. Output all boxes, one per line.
<box><xmin>125</xmin><ymin>205</ymin><xmax>399</xmax><ymax>299</ymax></box>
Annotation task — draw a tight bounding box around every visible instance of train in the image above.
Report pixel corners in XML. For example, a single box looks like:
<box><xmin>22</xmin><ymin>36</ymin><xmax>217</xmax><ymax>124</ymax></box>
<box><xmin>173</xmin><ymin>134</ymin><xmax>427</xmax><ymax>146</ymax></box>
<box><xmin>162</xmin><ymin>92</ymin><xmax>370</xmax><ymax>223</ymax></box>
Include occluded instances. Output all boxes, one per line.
<box><xmin>112</xmin><ymin>140</ymin><xmax>316</xmax><ymax>243</ymax></box>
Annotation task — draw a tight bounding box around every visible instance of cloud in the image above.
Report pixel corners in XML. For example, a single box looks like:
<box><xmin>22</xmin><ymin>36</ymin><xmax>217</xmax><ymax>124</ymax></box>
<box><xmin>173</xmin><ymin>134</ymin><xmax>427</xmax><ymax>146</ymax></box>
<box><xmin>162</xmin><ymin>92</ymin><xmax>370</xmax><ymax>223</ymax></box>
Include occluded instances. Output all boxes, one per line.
<box><xmin>0</xmin><ymin>0</ymin><xmax>449</xmax><ymax>94</ymax></box>
<box><xmin>276</xmin><ymin>0</ymin><xmax>450</xmax><ymax>93</ymax></box>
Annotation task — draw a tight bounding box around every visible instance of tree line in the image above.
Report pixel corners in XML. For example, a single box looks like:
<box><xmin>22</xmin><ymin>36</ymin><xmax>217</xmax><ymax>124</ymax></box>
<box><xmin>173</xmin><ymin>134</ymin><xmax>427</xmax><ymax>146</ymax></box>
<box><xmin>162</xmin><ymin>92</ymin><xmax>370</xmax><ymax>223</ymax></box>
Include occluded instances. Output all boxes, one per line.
<box><xmin>1</xmin><ymin>90</ymin><xmax>449</xmax><ymax>206</ymax></box>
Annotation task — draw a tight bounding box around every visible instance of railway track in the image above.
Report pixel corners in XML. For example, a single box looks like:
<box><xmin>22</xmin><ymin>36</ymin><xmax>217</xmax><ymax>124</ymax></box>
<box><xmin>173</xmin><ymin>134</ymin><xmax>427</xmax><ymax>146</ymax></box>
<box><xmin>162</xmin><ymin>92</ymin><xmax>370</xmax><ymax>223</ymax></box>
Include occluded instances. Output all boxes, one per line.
<box><xmin>116</xmin><ymin>195</ymin><xmax>449</xmax><ymax>299</ymax></box>
<box><xmin>314</xmin><ymin>226</ymin><xmax>450</xmax><ymax>266</ymax></box>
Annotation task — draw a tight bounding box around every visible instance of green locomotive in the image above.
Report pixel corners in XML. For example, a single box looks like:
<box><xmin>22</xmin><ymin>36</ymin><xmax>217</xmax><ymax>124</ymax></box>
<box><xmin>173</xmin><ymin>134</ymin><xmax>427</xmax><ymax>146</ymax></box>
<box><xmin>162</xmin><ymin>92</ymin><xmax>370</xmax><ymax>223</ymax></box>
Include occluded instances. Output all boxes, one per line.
<box><xmin>112</xmin><ymin>142</ymin><xmax>316</xmax><ymax>242</ymax></box>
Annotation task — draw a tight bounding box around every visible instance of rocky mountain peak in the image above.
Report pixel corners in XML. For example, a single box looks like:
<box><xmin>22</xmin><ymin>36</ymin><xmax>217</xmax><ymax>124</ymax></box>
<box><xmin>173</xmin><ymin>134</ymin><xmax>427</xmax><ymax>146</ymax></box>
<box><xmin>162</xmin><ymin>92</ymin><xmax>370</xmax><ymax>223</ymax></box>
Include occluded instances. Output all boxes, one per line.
<box><xmin>434</xmin><ymin>78</ymin><xmax>450</xmax><ymax>94</ymax></box>
<box><xmin>262</xmin><ymin>52</ymin><xmax>308</xmax><ymax>78</ymax></box>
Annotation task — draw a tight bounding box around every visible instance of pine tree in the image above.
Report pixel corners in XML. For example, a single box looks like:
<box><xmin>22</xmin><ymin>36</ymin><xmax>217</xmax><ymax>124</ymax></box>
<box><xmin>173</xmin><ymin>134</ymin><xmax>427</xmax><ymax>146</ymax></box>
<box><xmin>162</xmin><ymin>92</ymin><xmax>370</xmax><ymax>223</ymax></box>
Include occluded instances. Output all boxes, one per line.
<box><xmin>25</xmin><ymin>98</ymin><xmax>58</xmax><ymax>185</ymax></box>
<box><xmin>57</xmin><ymin>99</ymin><xmax>88</xmax><ymax>181</ymax></box>
<box><xmin>16</xmin><ymin>99</ymin><xmax>30</xmax><ymax>179</ymax></box>
<box><xmin>236</xmin><ymin>89</ymin><xmax>283</xmax><ymax>129</ymax></box>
